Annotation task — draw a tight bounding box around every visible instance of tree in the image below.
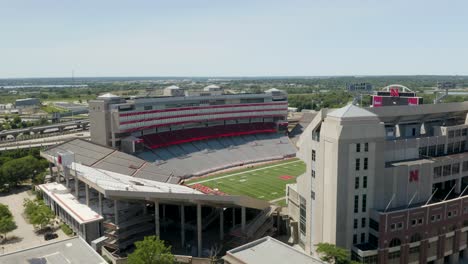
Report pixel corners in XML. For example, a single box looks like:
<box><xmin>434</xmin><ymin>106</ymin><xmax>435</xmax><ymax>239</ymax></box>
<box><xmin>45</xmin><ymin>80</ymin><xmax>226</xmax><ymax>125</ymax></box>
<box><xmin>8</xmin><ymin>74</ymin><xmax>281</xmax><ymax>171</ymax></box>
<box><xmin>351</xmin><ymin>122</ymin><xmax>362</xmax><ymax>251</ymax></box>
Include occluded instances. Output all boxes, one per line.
<box><xmin>315</xmin><ymin>243</ymin><xmax>359</xmax><ymax>264</ymax></box>
<box><xmin>1</xmin><ymin>155</ymin><xmax>45</xmax><ymax>187</ymax></box>
<box><xmin>0</xmin><ymin>204</ymin><xmax>17</xmax><ymax>240</ymax></box>
<box><xmin>23</xmin><ymin>199</ymin><xmax>54</xmax><ymax>230</ymax></box>
<box><xmin>127</xmin><ymin>236</ymin><xmax>175</xmax><ymax>264</ymax></box>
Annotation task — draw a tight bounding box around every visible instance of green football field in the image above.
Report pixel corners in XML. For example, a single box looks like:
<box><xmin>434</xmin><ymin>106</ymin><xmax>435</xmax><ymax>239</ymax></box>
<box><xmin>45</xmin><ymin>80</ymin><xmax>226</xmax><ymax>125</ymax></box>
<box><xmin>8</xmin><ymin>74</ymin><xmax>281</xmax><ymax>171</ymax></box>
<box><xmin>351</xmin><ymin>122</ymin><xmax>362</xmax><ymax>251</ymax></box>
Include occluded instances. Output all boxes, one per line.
<box><xmin>185</xmin><ymin>158</ymin><xmax>306</xmax><ymax>202</ymax></box>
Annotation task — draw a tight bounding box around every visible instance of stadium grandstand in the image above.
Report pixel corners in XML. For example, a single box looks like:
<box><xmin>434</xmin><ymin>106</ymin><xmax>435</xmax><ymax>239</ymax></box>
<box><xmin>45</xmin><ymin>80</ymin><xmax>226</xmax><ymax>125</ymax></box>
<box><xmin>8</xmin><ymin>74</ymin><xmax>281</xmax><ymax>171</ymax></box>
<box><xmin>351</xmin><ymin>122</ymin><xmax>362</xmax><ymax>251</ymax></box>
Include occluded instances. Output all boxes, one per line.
<box><xmin>37</xmin><ymin>86</ymin><xmax>300</xmax><ymax>259</ymax></box>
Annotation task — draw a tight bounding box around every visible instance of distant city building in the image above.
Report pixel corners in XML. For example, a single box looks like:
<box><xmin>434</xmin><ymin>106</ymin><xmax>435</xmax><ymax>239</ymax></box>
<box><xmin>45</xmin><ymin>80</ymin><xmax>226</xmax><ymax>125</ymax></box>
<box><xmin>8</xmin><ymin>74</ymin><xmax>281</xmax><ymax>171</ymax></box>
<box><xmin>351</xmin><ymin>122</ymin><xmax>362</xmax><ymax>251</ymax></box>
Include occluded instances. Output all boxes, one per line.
<box><xmin>265</xmin><ymin>88</ymin><xmax>288</xmax><ymax>101</ymax></box>
<box><xmin>437</xmin><ymin>82</ymin><xmax>457</xmax><ymax>90</ymax></box>
<box><xmin>203</xmin><ymin>84</ymin><xmax>222</xmax><ymax>92</ymax></box>
<box><xmin>347</xmin><ymin>82</ymin><xmax>373</xmax><ymax>93</ymax></box>
<box><xmin>288</xmin><ymin>102</ymin><xmax>468</xmax><ymax>263</ymax></box>
<box><xmin>14</xmin><ymin>98</ymin><xmax>40</xmax><ymax>109</ymax></box>
<box><xmin>163</xmin><ymin>85</ymin><xmax>185</xmax><ymax>97</ymax></box>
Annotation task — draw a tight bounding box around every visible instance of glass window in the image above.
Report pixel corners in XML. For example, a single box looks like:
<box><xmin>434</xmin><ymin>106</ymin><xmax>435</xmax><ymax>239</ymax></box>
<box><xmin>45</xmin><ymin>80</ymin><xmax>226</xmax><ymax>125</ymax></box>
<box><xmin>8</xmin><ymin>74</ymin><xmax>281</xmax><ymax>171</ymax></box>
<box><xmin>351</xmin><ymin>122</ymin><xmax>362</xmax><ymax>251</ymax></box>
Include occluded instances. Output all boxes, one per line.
<box><xmin>448</xmin><ymin>143</ymin><xmax>454</xmax><ymax>154</ymax></box>
<box><xmin>364</xmin><ymin>158</ymin><xmax>368</xmax><ymax>170</ymax></box>
<box><xmin>370</xmin><ymin>219</ymin><xmax>379</xmax><ymax>231</ymax></box>
<box><xmin>452</xmin><ymin>163</ymin><xmax>460</xmax><ymax>174</ymax></box>
<box><xmin>356</xmin><ymin>143</ymin><xmax>361</xmax><ymax>153</ymax></box>
<box><xmin>312</xmin><ymin>150</ymin><xmax>316</xmax><ymax>161</ymax></box>
<box><xmin>361</xmin><ymin>218</ymin><xmax>366</xmax><ymax>228</ymax></box>
<box><xmin>355</xmin><ymin>158</ymin><xmax>360</xmax><ymax>171</ymax></box>
<box><xmin>419</xmin><ymin>146</ymin><xmax>427</xmax><ymax>156</ymax></box>
<box><xmin>449</xmin><ymin>130</ymin><xmax>455</xmax><ymax>138</ymax></box>
<box><xmin>354</xmin><ymin>219</ymin><xmax>358</xmax><ymax>229</ymax></box>
<box><xmin>454</xmin><ymin>142</ymin><xmax>460</xmax><ymax>153</ymax></box>
<box><xmin>463</xmin><ymin>161</ymin><xmax>468</xmax><ymax>172</ymax></box>
<box><xmin>362</xmin><ymin>194</ymin><xmax>367</xmax><ymax>212</ymax></box>
<box><xmin>364</xmin><ymin>142</ymin><xmax>369</xmax><ymax>152</ymax></box>
<box><xmin>463</xmin><ymin>128</ymin><xmax>467</xmax><ymax>136</ymax></box>
<box><xmin>456</xmin><ymin>129</ymin><xmax>461</xmax><ymax>137</ymax></box>
<box><xmin>443</xmin><ymin>165</ymin><xmax>451</xmax><ymax>176</ymax></box>
<box><xmin>355</xmin><ymin>177</ymin><xmax>359</xmax><ymax>189</ymax></box>
<box><xmin>311</xmin><ymin>170</ymin><xmax>316</xmax><ymax>178</ymax></box>
<box><xmin>363</xmin><ymin>176</ymin><xmax>368</xmax><ymax>188</ymax></box>
<box><xmin>353</xmin><ymin>234</ymin><xmax>357</xmax><ymax>244</ymax></box>
<box><xmin>428</xmin><ymin>145</ymin><xmax>436</xmax><ymax>157</ymax></box>
<box><xmin>299</xmin><ymin>196</ymin><xmax>306</xmax><ymax>236</ymax></box>
<box><xmin>354</xmin><ymin>195</ymin><xmax>359</xmax><ymax>213</ymax></box>
<box><xmin>437</xmin><ymin>144</ymin><xmax>445</xmax><ymax>156</ymax></box>
<box><xmin>361</xmin><ymin>233</ymin><xmax>365</xmax><ymax>243</ymax></box>
<box><xmin>461</xmin><ymin>141</ymin><xmax>466</xmax><ymax>152</ymax></box>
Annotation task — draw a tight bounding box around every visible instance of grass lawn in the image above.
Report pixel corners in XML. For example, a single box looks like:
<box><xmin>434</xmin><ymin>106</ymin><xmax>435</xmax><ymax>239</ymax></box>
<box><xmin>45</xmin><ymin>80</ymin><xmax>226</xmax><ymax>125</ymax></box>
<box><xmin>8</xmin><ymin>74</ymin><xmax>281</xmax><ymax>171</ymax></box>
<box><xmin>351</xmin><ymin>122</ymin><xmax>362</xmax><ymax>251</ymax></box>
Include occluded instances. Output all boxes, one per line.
<box><xmin>40</xmin><ymin>104</ymin><xmax>68</xmax><ymax>113</ymax></box>
<box><xmin>185</xmin><ymin>158</ymin><xmax>305</xmax><ymax>201</ymax></box>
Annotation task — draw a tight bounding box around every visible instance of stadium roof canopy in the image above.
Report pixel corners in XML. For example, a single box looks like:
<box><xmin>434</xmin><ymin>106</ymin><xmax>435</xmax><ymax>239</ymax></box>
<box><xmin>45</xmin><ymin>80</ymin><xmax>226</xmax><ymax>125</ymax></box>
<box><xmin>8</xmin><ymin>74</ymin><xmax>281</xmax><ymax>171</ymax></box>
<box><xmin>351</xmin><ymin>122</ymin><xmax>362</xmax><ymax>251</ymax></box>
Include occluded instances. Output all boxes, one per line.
<box><xmin>41</xmin><ymin>139</ymin><xmax>180</xmax><ymax>184</ymax></box>
<box><xmin>41</xmin><ymin>140</ymin><xmax>271</xmax><ymax>209</ymax></box>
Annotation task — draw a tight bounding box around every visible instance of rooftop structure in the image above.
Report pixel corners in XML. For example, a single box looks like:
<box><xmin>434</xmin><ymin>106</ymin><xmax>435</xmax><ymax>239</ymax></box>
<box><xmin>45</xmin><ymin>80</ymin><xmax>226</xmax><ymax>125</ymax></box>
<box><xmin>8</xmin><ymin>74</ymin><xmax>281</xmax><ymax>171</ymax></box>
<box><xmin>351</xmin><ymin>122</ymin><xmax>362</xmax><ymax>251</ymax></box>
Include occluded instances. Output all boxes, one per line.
<box><xmin>14</xmin><ymin>97</ymin><xmax>40</xmax><ymax>108</ymax></box>
<box><xmin>0</xmin><ymin>237</ymin><xmax>107</xmax><ymax>264</ymax></box>
<box><xmin>223</xmin><ymin>236</ymin><xmax>324</xmax><ymax>264</ymax></box>
<box><xmin>288</xmin><ymin>100</ymin><xmax>468</xmax><ymax>263</ymax></box>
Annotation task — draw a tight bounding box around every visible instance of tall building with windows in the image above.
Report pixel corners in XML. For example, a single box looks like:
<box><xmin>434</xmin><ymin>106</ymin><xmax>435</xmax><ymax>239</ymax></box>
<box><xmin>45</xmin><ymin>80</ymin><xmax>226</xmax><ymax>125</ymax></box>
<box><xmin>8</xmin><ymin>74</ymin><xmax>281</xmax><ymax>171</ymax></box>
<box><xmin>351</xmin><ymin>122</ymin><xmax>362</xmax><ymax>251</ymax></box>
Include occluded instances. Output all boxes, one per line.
<box><xmin>287</xmin><ymin>102</ymin><xmax>468</xmax><ymax>264</ymax></box>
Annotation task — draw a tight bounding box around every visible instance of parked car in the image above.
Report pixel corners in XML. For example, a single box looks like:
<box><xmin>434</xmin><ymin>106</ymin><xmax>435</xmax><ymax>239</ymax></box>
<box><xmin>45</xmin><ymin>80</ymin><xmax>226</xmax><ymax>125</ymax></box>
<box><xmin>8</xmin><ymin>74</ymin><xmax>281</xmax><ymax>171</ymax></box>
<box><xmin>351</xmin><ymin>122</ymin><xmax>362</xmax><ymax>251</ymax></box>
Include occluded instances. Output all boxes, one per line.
<box><xmin>44</xmin><ymin>233</ymin><xmax>58</xmax><ymax>241</ymax></box>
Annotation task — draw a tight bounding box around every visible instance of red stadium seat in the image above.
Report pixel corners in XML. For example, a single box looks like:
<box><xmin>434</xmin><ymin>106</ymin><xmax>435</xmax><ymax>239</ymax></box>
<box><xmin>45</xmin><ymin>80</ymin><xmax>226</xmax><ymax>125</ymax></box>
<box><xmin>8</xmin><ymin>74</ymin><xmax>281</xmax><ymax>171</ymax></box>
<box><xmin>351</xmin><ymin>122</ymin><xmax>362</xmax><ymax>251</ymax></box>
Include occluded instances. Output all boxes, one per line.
<box><xmin>141</xmin><ymin>122</ymin><xmax>276</xmax><ymax>149</ymax></box>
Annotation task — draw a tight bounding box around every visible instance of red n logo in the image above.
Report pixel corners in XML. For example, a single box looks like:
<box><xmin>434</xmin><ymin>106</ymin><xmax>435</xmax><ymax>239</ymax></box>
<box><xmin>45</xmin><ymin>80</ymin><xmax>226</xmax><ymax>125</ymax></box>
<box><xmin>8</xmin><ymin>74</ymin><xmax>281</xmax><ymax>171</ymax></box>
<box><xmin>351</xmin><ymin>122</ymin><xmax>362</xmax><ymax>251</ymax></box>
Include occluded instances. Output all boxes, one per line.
<box><xmin>390</xmin><ymin>88</ymin><xmax>400</xmax><ymax>97</ymax></box>
<box><xmin>409</xmin><ymin>170</ymin><xmax>419</xmax><ymax>182</ymax></box>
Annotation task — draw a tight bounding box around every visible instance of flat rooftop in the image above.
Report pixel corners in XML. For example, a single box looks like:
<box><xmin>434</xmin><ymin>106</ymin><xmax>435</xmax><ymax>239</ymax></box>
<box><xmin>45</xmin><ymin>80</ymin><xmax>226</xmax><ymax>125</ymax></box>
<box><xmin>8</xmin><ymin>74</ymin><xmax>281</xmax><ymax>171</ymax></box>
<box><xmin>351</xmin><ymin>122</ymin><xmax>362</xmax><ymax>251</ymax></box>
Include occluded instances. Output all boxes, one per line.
<box><xmin>72</xmin><ymin>162</ymin><xmax>201</xmax><ymax>195</ymax></box>
<box><xmin>0</xmin><ymin>237</ymin><xmax>107</xmax><ymax>264</ymax></box>
<box><xmin>38</xmin><ymin>182</ymin><xmax>103</xmax><ymax>225</ymax></box>
<box><xmin>224</xmin><ymin>236</ymin><xmax>324</xmax><ymax>264</ymax></box>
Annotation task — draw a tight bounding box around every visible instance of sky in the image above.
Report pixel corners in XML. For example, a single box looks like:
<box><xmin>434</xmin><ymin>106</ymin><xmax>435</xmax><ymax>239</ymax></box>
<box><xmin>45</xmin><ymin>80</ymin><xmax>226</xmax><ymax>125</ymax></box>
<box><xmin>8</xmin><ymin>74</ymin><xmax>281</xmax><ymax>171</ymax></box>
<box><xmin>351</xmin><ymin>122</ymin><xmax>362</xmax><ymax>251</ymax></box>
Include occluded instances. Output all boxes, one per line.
<box><xmin>1</xmin><ymin>0</ymin><xmax>467</xmax><ymax>78</ymax></box>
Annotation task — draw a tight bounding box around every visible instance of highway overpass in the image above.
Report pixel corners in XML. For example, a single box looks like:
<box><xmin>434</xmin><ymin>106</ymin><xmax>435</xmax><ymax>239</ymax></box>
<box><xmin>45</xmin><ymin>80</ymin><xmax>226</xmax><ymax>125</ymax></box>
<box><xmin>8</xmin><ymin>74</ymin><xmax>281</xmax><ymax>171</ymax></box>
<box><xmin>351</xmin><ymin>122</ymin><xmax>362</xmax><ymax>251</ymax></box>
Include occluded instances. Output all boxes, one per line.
<box><xmin>0</xmin><ymin>120</ymin><xmax>89</xmax><ymax>139</ymax></box>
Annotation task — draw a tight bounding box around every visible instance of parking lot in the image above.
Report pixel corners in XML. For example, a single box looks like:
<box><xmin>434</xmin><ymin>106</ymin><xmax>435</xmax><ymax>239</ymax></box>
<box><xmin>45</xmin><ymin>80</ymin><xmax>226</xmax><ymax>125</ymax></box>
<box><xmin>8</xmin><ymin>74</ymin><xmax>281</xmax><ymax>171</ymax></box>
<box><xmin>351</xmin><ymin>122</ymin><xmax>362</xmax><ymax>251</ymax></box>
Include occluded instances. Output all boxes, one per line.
<box><xmin>0</xmin><ymin>186</ymin><xmax>67</xmax><ymax>254</ymax></box>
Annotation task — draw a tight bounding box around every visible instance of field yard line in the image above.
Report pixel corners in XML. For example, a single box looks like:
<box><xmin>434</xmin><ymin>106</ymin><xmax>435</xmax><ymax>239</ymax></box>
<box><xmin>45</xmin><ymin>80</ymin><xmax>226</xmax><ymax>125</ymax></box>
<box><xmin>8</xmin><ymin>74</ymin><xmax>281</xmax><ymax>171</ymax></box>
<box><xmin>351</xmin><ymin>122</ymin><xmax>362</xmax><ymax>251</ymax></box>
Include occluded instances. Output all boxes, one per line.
<box><xmin>187</xmin><ymin>160</ymin><xmax>303</xmax><ymax>185</ymax></box>
<box><xmin>270</xmin><ymin>196</ymin><xmax>286</xmax><ymax>203</ymax></box>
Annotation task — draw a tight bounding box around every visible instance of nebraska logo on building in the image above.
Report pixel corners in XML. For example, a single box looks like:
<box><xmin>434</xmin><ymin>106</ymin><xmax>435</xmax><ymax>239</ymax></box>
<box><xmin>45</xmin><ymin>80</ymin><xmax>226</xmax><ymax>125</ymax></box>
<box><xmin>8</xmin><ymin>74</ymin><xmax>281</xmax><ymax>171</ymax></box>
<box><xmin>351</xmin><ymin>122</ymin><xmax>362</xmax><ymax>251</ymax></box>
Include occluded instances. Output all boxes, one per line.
<box><xmin>390</xmin><ymin>88</ymin><xmax>400</xmax><ymax>97</ymax></box>
<box><xmin>409</xmin><ymin>170</ymin><xmax>419</xmax><ymax>182</ymax></box>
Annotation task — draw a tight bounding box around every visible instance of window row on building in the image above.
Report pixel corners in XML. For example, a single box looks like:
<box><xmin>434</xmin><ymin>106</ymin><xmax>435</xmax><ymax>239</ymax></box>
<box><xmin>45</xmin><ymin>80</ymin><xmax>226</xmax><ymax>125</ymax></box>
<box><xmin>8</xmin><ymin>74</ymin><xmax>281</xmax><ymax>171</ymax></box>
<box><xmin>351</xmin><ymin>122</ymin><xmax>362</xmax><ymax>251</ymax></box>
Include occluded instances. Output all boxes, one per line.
<box><xmin>355</xmin><ymin>158</ymin><xmax>369</xmax><ymax>171</ymax></box>
<box><xmin>355</xmin><ymin>176</ymin><xmax>368</xmax><ymax>189</ymax></box>
<box><xmin>433</xmin><ymin>161</ymin><xmax>468</xmax><ymax>178</ymax></box>
<box><xmin>356</xmin><ymin>142</ymin><xmax>369</xmax><ymax>153</ymax></box>
<box><xmin>119</xmin><ymin>103</ymin><xmax>287</xmax><ymax>121</ymax></box>
<box><xmin>448</xmin><ymin>128</ymin><xmax>468</xmax><ymax>138</ymax></box>
<box><xmin>118</xmin><ymin>110</ymin><xmax>286</xmax><ymax>131</ymax></box>
<box><xmin>354</xmin><ymin>217</ymin><xmax>367</xmax><ymax>229</ymax></box>
<box><xmin>353</xmin><ymin>233</ymin><xmax>367</xmax><ymax>244</ymax></box>
<box><xmin>354</xmin><ymin>194</ymin><xmax>367</xmax><ymax>213</ymax></box>
<box><xmin>388</xmin><ymin>206</ymin><xmax>468</xmax><ymax>233</ymax></box>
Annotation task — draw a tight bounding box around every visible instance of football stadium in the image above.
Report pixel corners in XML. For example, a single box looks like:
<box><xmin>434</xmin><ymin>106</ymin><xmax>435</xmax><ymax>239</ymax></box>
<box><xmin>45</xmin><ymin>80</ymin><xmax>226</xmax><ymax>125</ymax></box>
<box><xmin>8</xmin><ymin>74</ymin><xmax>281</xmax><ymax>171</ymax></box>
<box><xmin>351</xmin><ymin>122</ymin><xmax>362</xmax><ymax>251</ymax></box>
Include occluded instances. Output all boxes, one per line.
<box><xmin>37</xmin><ymin>86</ymin><xmax>304</xmax><ymax>259</ymax></box>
